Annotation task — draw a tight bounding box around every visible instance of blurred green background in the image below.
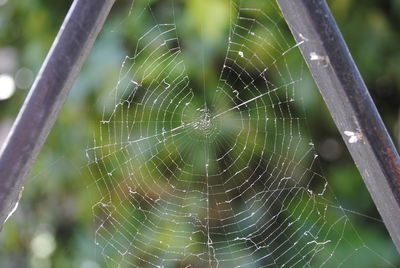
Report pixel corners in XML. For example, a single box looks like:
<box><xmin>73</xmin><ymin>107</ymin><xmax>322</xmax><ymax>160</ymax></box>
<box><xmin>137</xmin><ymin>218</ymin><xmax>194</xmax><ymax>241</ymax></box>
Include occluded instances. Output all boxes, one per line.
<box><xmin>0</xmin><ymin>0</ymin><xmax>399</xmax><ymax>267</ymax></box>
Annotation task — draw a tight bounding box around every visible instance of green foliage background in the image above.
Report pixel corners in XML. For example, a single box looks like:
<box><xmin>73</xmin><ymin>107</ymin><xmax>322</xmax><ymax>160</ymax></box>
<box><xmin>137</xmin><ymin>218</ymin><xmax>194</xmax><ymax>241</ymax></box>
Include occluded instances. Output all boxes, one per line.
<box><xmin>0</xmin><ymin>0</ymin><xmax>399</xmax><ymax>267</ymax></box>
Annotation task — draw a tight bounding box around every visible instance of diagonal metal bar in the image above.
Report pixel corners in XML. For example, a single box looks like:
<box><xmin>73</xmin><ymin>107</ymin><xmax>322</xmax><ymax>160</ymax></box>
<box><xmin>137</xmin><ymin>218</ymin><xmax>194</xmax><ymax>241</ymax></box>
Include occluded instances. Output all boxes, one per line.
<box><xmin>277</xmin><ymin>0</ymin><xmax>400</xmax><ymax>253</ymax></box>
<box><xmin>0</xmin><ymin>0</ymin><xmax>115</xmax><ymax>228</ymax></box>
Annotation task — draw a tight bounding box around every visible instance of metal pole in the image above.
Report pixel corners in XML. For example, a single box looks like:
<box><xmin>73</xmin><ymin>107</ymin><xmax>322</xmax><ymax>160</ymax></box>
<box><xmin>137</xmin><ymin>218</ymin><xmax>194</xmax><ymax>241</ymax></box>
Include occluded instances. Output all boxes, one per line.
<box><xmin>277</xmin><ymin>0</ymin><xmax>400</xmax><ymax>253</ymax></box>
<box><xmin>0</xmin><ymin>0</ymin><xmax>115</xmax><ymax>228</ymax></box>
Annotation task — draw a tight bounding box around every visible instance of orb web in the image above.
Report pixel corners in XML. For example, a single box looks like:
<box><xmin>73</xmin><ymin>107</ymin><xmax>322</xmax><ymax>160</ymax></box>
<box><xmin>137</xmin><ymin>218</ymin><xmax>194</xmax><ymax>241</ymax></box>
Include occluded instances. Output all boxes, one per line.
<box><xmin>86</xmin><ymin>0</ymin><xmax>395</xmax><ymax>267</ymax></box>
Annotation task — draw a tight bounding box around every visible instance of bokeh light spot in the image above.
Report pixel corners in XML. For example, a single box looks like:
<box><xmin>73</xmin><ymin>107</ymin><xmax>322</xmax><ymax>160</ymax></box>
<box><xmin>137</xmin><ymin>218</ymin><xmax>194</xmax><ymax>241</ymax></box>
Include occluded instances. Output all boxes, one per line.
<box><xmin>15</xmin><ymin>67</ymin><xmax>34</xmax><ymax>89</ymax></box>
<box><xmin>0</xmin><ymin>74</ymin><xmax>16</xmax><ymax>100</ymax></box>
<box><xmin>30</xmin><ymin>232</ymin><xmax>56</xmax><ymax>259</ymax></box>
<box><xmin>80</xmin><ymin>260</ymin><xmax>101</xmax><ymax>268</ymax></box>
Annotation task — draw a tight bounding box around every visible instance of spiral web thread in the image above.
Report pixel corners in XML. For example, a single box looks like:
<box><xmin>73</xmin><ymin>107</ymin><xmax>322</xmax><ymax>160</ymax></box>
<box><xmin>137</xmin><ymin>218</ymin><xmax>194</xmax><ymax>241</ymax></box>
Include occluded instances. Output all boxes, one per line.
<box><xmin>86</xmin><ymin>0</ymin><xmax>394</xmax><ymax>267</ymax></box>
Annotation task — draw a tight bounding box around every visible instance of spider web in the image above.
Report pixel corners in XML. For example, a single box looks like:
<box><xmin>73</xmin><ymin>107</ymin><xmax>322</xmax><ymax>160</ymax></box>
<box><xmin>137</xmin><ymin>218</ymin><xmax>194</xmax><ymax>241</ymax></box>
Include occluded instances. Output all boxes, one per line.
<box><xmin>86</xmin><ymin>0</ymin><xmax>395</xmax><ymax>267</ymax></box>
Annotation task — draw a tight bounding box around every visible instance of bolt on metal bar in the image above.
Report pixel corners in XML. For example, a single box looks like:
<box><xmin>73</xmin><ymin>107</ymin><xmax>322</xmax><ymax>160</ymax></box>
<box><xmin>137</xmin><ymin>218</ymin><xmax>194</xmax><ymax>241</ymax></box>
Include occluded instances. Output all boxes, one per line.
<box><xmin>277</xmin><ymin>0</ymin><xmax>400</xmax><ymax>253</ymax></box>
<box><xmin>0</xmin><ymin>0</ymin><xmax>115</xmax><ymax>228</ymax></box>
